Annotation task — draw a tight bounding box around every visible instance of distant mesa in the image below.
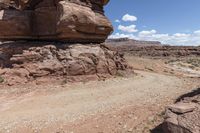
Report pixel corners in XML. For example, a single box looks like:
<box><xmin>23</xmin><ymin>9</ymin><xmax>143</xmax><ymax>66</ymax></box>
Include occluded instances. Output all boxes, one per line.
<box><xmin>105</xmin><ymin>38</ymin><xmax>200</xmax><ymax>57</ymax></box>
<box><xmin>106</xmin><ymin>38</ymin><xmax>162</xmax><ymax>46</ymax></box>
<box><xmin>106</xmin><ymin>38</ymin><xmax>130</xmax><ymax>43</ymax></box>
<box><xmin>0</xmin><ymin>0</ymin><xmax>113</xmax><ymax>43</ymax></box>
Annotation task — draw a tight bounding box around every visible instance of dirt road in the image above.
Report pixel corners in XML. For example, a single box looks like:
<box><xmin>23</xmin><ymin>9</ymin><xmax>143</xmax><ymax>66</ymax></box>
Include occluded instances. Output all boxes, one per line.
<box><xmin>0</xmin><ymin>70</ymin><xmax>199</xmax><ymax>133</ymax></box>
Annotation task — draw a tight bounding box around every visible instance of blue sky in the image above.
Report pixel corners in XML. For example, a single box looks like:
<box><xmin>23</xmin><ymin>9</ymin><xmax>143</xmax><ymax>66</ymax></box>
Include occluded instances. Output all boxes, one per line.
<box><xmin>105</xmin><ymin>0</ymin><xmax>200</xmax><ymax>46</ymax></box>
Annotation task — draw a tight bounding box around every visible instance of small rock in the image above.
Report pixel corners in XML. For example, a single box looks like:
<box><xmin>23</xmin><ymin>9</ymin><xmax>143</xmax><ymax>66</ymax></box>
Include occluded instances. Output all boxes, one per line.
<box><xmin>128</xmin><ymin>128</ymin><xmax>133</xmax><ymax>132</ymax></box>
<box><xmin>128</xmin><ymin>114</ymin><xmax>133</xmax><ymax>118</ymax></box>
<box><xmin>118</xmin><ymin>122</ymin><xmax>123</xmax><ymax>125</ymax></box>
<box><xmin>168</xmin><ymin>103</ymin><xmax>196</xmax><ymax>114</ymax></box>
<box><xmin>123</xmin><ymin>125</ymin><xmax>127</xmax><ymax>129</ymax></box>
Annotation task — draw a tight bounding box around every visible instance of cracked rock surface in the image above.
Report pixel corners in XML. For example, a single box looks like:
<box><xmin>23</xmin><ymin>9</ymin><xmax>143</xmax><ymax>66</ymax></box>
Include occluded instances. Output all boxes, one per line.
<box><xmin>163</xmin><ymin>89</ymin><xmax>200</xmax><ymax>133</ymax></box>
<box><xmin>0</xmin><ymin>42</ymin><xmax>129</xmax><ymax>85</ymax></box>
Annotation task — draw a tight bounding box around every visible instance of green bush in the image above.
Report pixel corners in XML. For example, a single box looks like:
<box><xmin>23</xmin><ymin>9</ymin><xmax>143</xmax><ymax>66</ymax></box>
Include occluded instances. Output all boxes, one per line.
<box><xmin>116</xmin><ymin>70</ymin><xmax>125</xmax><ymax>77</ymax></box>
<box><xmin>0</xmin><ymin>76</ymin><xmax>4</xmax><ymax>83</ymax></box>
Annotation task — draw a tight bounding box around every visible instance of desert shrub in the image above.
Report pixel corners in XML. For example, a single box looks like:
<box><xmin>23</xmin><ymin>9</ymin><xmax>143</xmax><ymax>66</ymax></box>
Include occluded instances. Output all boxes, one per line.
<box><xmin>145</xmin><ymin>67</ymin><xmax>154</xmax><ymax>72</ymax></box>
<box><xmin>186</xmin><ymin>58</ymin><xmax>200</xmax><ymax>68</ymax></box>
<box><xmin>116</xmin><ymin>71</ymin><xmax>125</xmax><ymax>77</ymax></box>
<box><xmin>116</xmin><ymin>70</ymin><xmax>132</xmax><ymax>77</ymax></box>
<box><xmin>0</xmin><ymin>76</ymin><xmax>4</xmax><ymax>83</ymax></box>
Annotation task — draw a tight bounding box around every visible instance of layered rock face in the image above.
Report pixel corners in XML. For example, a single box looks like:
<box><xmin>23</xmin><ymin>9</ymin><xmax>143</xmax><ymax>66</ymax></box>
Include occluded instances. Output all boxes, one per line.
<box><xmin>0</xmin><ymin>1</ymin><xmax>130</xmax><ymax>86</ymax></box>
<box><xmin>163</xmin><ymin>89</ymin><xmax>200</xmax><ymax>133</ymax></box>
<box><xmin>0</xmin><ymin>42</ymin><xmax>129</xmax><ymax>85</ymax></box>
<box><xmin>0</xmin><ymin>0</ymin><xmax>113</xmax><ymax>42</ymax></box>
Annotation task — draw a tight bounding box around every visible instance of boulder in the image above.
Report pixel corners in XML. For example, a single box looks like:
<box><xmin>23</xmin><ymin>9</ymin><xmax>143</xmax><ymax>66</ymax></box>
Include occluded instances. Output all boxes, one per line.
<box><xmin>163</xmin><ymin>90</ymin><xmax>200</xmax><ymax>133</ymax></box>
<box><xmin>0</xmin><ymin>0</ymin><xmax>113</xmax><ymax>43</ymax></box>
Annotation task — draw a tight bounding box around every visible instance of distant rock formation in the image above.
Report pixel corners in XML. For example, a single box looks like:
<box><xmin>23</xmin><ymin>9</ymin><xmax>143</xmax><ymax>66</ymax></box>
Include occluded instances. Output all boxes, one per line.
<box><xmin>106</xmin><ymin>38</ymin><xmax>162</xmax><ymax>46</ymax></box>
<box><xmin>0</xmin><ymin>0</ymin><xmax>113</xmax><ymax>42</ymax></box>
<box><xmin>106</xmin><ymin>38</ymin><xmax>200</xmax><ymax>57</ymax></box>
<box><xmin>163</xmin><ymin>88</ymin><xmax>200</xmax><ymax>133</ymax></box>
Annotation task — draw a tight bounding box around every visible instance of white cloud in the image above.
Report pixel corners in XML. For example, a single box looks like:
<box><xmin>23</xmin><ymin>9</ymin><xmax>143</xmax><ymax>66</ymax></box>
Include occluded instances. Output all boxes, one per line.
<box><xmin>115</xmin><ymin>19</ymin><xmax>120</xmax><ymax>23</ymax></box>
<box><xmin>122</xmin><ymin>14</ymin><xmax>137</xmax><ymax>22</ymax></box>
<box><xmin>139</xmin><ymin>30</ymin><xmax>157</xmax><ymax>36</ymax></box>
<box><xmin>118</xmin><ymin>25</ymin><xmax>138</xmax><ymax>33</ymax></box>
<box><xmin>109</xmin><ymin>33</ymin><xmax>136</xmax><ymax>39</ymax></box>
<box><xmin>137</xmin><ymin>30</ymin><xmax>200</xmax><ymax>46</ymax></box>
<box><xmin>194</xmin><ymin>30</ymin><xmax>200</xmax><ymax>35</ymax></box>
<box><xmin>110</xmin><ymin>29</ymin><xmax>200</xmax><ymax>46</ymax></box>
<box><xmin>173</xmin><ymin>33</ymin><xmax>190</xmax><ymax>37</ymax></box>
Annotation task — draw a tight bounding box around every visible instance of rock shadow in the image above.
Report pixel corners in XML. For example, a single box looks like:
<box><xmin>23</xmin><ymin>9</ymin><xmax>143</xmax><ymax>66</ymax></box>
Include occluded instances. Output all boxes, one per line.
<box><xmin>175</xmin><ymin>87</ymin><xmax>200</xmax><ymax>102</ymax></box>
<box><xmin>150</xmin><ymin>124</ymin><xmax>164</xmax><ymax>133</ymax></box>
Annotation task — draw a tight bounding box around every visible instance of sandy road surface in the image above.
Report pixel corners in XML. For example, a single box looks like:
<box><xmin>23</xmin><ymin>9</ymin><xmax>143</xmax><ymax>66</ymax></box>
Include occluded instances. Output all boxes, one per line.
<box><xmin>0</xmin><ymin>70</ymin><xmax>199</xmax><ymax>133</ymax></box>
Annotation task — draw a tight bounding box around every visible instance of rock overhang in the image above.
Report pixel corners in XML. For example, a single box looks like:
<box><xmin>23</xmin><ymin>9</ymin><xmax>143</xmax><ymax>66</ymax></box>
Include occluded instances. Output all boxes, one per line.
<box><xmin>0</xmin><ymin>0</ymin><xmax>113</xmax><ymax>43</ymax></box>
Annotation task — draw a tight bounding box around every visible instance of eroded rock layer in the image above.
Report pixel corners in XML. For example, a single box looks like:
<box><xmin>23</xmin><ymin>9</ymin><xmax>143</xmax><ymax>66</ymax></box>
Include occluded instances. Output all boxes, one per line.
<box><xmin>163</xmin><ymin>89</ymin><xmax>200</xmax><ymax>133</ymax></box>
<box><xmin>0</xmin><ymin>0</ymin><xmax>113</xmax><ymax>42</ymax></box>
<box><xmin>0</xmin><ymin>42</ymin><xmax>129</xmax><ymax>85</ymax></box>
